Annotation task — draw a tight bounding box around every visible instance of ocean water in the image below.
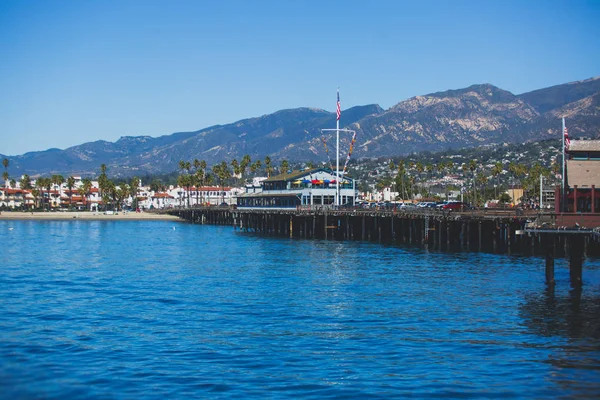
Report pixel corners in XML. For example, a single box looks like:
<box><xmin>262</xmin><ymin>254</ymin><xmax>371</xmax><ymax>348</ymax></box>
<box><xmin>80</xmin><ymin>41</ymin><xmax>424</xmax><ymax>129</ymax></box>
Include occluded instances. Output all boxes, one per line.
<box><xmin>1</xmin><ymin>220</ymin><xmax>599</xmax><ymax>399</ymax></box>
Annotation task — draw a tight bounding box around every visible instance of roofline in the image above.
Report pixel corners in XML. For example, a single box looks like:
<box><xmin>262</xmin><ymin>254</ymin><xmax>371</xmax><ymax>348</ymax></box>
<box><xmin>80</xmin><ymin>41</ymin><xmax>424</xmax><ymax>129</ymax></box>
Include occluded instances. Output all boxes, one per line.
<box><xmin>264</xmin><ymin>167</ymin><xmax>354</xmax><ymax>183</ymax></box>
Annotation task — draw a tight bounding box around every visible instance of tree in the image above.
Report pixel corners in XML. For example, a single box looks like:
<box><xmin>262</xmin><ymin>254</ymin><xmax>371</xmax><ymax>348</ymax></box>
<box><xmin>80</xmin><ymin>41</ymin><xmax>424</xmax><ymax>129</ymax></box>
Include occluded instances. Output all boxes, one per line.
<box><xmin>130</xmin><ymin>177</ymin><xmax>140</xmax><ymax>210</ymax></box>
<box><xmin>66</xmin><ymin>176</ymin><xmax>76</xmax><ymax>208</ymax></box>
<box><xmin>20</xmin><ymin>174</ymin><xmax>32</xmax><ymax>191</ymax></box>
<box><xmin>193</xmin><ymin>162</ymin><xmax>207</xmax><ymax>205</ymax></box>
<box><xmin>102</xmin><ymin>180</ymin><xmax>116</xmax><ymax>211</ymax></box>
<box><xmin>20</xmin><ymin>175</ymin><xmax>32</xmax><ymax>209</ymax></box>
<box><xmin>240</xmin><ymin>154</ymin><xmax>251</xmax><ymax>182</ymax></box>
<box><xmin>31</xmin><ymin>188</ymin><xmax>40</xmax><ymax>209</ymax></box>
<box><xmin>491</xmin><ymin>162</ymin><xmax>503</xmax><ymax>199</ymax></box>
<box><xmin>499</xmin><ymin>192</ymin><xmax>512</xmax><ymax>204</ymax></box>
<box><xmin>51</xmin><ymin>174</ymin><xmax>65</xmax><ymax>208</ymax></box>
<box><xmin>395</xmin><ymin>160</ymin><xmax>410</xmax><ymax>201</ymax></box>
<box><xmin>177</xmin><ymin>174</ymin><xmax>191</xmax><ymax>207</ymax></box>
<box><xmin>150</xmin><ymin>179</ymin><xmax>163</xmax><ymax>193</ymax></box>
<box><xmin>250</xmin><ymin>160</ymin><xmax>262</xmax><ymax>175</ymax></box>
<box><xmin>212</xmin><ymin>161</ymin><xmax>231</xmax><ymax>204</ymax></box>
<box><xmin>115</xmin><ymin>184</ymin><xmax>129</xmax><ymax>211</ymax></box>
<box><xmin>469</xmin><ymin>160</ymin><xmax>477</xmax><ymax>205</ymax></box>
<box><xmin>98</xmin><ymin>164</ymin><xmax>109</xmax><ymax>211</ymax></box>
<box><xmin>35</xmin><ymin>177</ymin><xmax>49</xmax><ymax>211</ymax></box>
<box><xmin>264</xmin><ymin>156</ymin><xmax>273</xmax><ymax>178</ymax></box>
<box><xmin>2</xmin><ymin>158</ymin><xmax>8</xmax><ymax>188</ymax></box>
<box><xmin>80</xmin><ymin>178</ymin><xmax>92</xmax><ymax>210</ymax></box>
<box><xmin>280</xmin><ymin>159</ymin><xmax>289</xmax><ymax>175</ymax></box>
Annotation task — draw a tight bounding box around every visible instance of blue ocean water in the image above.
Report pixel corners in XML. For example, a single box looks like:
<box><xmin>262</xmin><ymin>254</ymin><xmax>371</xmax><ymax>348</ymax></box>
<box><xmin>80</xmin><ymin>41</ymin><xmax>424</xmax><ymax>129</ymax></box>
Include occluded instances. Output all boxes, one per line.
<box><xmin>0</xmin><ymin>220</ymin><xmax>599</xmax><ymax>399</ymax></box>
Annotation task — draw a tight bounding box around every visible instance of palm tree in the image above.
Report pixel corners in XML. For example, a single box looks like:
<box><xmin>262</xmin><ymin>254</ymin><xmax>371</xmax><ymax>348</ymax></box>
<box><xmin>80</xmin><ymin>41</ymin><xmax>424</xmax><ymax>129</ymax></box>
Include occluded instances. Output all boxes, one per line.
<box><xmin>212</xmin><ymin>161</ymin><xmax>231</xmax><ymax>204</ymax></box>
<box><xmin>250</xmin><ymin>160</ymin><xmax>262</xmax><ymax>175</ymax></box>
<box><xmin>194</xmin><ymin>163</ymin><xmax>206</xmax><ymax>206</ymax></box>
<box><xmin>2</xmin><ymin>158</ymin><xmax>8</xmax><ymax>188</ymax></box>
<box><xmin>395</xmin><ymin>160</ymin><xmax>408</xmax><ymax>200</ymax></box>
<box><xmin>264</xmin><ymin>156</ymin><xmax>272</xmax><ymax>178</ymax></box>
<box><xmin>469</xmin><ymin>160</ymin><xmax>477</xmax><ymax>205</ymax></box>
<box><xmin>80</xmin><ymin>178</ymin><xmax>92</xmax><ymax>210</ymax></box>
<box><xmin>44</xmin><ymin>178</ymin><xmax>52</xmax><ymax>210</ymax></box>
<box><xmin>31</xmin><ymin>188</ymin><xmax>40</xmax><ymax>209</ymax></box>
<box><xmin>231</xmin><ymin>158</ymin><xmax>239</xmax><ymax>173</ymax></box>
<box><xmin>240</xmin><ymin>154</ymin><xmax>251</xmax><ymax>182</ymax></box>
<box><xmin>66</xmin><ymin>176</ymin><xmax>76</xmax><ymax>208</ymax></box>
<box><xmin>491</xmin><ymin>162</ymin><xmax>503</xmax><ymax>199</ymax></box>
<box><xmin>51</xmin><ymin>174</ymin><xmax>65</xmax><ymax>208</ymax></box>
<box><xmin>130</xmin><ymin>177</ymin><xmax>140</xmax><ymax>209</ymax></box>
<box><xmin>20</xmin><ymin>175</ymin><xmax>32</xmax><ymax>209</ymax></box>
<box><xmin>35</xmin><ymin>177</ymin><xmax>47</xmax><ymax>211</ymax></box>
<box><xmin>177</xmin><ymin>174</ymin><xmax>190</xmax><ymax>207</ymax></box>
<box><xmin>436</xmin><ymin>162</ymin><xmax>446</xmax><ymax>198</ymax></box>
<box><xmin>204</xmin><ymin>173</ymin><xmax>214</xmax><ymax>203</ymax></box>
<box><xmin>2</xmin><ymin>171</ymin><xmax>8</xmax><ymax>188</ymax></box>
<box><xmin>20</xmin><ymin>174</ymin><xmax>32</xmax><ymax>191</ymax></box>
<box><xmin>414</xmin><ymin>162</ymin><xmax>424</xmax><ymax>195</ymax></box>
<box><xmin>102</xmin><ymin>180</ymin><xmax>116</xmax><ymax>211</ymax></box>
<box><xmin>115</xmin><ymin>184</ymin><xmax>129</xmax><ymax>211</ymax></box>
<box><xmin>98</xmin><ymin>164</ymin><xmax>108</xmax><ymax>210</ymax></box>
<box><xmin>280</xmin><ymin>159</ymin><xmax>289</xmax><ymax>175</ymax></box>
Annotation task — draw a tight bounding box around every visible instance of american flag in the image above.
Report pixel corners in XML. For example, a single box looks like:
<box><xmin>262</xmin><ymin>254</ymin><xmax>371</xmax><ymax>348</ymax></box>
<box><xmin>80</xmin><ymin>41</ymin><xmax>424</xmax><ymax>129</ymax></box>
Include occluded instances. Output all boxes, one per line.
<box><xmin>336</xmin><ymin>89</ymin><xmax>341</xmax><ymax>121</ymax></box>
<box><xmin>564</xmin><ymin>126</ymin><xmax>571</xmax><ymax>150</ymax></box>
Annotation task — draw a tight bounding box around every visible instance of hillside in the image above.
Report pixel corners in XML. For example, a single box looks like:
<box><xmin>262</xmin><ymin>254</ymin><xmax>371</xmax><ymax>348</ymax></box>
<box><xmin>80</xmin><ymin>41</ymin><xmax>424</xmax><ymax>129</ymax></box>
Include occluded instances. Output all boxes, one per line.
<box><xmin>2</xmin><ymin>77</ymin><xmax>599</xmax><ymax>178</ymax></box>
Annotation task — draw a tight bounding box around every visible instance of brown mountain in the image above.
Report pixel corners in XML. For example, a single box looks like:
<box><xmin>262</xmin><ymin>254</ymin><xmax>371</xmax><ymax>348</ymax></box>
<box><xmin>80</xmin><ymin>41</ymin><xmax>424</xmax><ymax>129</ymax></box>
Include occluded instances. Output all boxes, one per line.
<box><xmin>3</xmin><ymin>77</ymin><xmax>599</xmax><ymax>177</ymax></box>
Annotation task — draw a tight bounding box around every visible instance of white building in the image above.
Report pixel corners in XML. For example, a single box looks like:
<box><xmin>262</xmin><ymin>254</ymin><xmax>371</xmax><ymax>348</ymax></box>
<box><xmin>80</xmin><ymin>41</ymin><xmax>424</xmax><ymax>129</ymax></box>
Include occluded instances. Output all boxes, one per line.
<box><xmin>237</xmin><ymin>168</ymin><xmax>357</xmax><ymax>209</ymax></box>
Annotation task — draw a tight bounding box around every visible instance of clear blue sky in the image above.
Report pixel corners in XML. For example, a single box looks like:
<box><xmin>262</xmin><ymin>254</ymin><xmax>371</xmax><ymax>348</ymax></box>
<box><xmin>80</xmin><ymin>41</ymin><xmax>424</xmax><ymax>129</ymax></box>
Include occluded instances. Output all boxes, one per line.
<box><xmin>1</xmin><ymin>0</ymin><xmax>599</xmax><ymax>155</ymax></box>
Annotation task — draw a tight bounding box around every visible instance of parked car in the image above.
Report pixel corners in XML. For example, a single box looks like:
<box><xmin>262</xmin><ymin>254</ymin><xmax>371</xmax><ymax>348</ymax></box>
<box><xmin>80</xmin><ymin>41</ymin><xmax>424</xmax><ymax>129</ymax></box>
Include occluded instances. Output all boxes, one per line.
<box><xmin>441</xmin><ymin>201</ymin><xmax>465</xmax><ymax>210</ymax></box>
<box><xmin>399</xmin><ymin>202</ymin><xmax>417</xmax><ymax>209</ymax></box>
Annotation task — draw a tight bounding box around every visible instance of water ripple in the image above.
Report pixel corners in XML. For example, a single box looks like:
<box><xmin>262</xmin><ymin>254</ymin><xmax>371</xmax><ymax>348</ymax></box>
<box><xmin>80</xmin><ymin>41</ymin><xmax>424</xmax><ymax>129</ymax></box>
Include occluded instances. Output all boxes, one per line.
<box><xmin>1</xmin><ymin>221</ymin><xmax>599</xmax><ymax>398</ymax></box>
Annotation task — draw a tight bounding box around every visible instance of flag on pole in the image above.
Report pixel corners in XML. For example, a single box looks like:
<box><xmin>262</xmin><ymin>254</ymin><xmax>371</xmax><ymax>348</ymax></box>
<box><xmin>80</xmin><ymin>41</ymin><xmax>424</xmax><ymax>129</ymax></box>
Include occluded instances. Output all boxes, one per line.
<box><xmin>564</xmin><ymin>125</ymin><xmax>571</xmax><ymax>150</ymax></box>
<box><xmin>336</xmin><ymin>89</ymin><xmax>341</xmax><ymax>121</ymax></box>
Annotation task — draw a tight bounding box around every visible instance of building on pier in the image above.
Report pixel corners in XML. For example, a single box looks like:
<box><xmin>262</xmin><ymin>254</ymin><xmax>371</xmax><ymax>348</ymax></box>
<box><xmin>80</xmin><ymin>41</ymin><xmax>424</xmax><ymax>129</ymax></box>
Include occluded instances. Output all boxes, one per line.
<box><xmin>237</xmin><ymin>167</ymin><xmax>357</xmax><ymax>209</ymax></box>
<box><xmin>556</xmin><ymin>139</ymin><xmax>600</xmax><ymax>213</ymax></box>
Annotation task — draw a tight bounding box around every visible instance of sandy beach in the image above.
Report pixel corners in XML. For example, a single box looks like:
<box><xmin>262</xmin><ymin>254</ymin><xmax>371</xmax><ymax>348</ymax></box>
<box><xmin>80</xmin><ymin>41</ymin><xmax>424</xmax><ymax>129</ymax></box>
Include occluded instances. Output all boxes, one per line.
<box><xmin>0</xmin><ymin>211</ymin><xmax>181</xmax><ymax>221</ymax></box>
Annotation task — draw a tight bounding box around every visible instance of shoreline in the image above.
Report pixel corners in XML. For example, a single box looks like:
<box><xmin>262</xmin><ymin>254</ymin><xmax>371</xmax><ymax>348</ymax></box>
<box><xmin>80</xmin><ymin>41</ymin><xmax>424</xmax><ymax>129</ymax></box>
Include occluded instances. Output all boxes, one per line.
<box><xmin>0</xmin><ymin>211</ymin><xmax>181</xmax><ymax>221</ymax></box>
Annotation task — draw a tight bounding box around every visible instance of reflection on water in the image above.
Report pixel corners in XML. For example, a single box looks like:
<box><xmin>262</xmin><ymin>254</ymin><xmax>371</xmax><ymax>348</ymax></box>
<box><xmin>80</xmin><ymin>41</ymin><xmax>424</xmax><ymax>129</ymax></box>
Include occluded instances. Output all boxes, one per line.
<box><xmin>1</xmin><ymin>221</ymin><xmax>600</xmax><ymax>398</ymax></box>
<box><xmin>520</xmin><ymin>287</ymin><xmax>600</xmax><ymax>396</ymax></box>
<box><xmin>522</xmin><ymin>288</ymin><xmax>600</xmax><ymax>341</ymax></box>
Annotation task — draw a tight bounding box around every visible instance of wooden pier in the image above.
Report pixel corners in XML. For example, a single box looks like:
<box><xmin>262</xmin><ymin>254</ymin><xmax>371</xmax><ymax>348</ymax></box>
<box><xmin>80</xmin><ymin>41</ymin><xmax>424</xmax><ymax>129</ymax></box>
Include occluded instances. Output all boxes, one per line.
<box><xmin>164</xmin><ymin>206</ymin><xmax>599</xmax><ymax>288</ymax></box>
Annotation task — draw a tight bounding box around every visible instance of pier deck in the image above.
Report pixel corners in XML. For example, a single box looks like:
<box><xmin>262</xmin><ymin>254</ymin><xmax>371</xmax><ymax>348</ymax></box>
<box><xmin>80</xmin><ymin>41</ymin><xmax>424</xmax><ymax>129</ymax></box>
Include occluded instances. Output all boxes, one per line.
<box><xmin>161</xmin><ymin>206</ymin><xmax>599</xmax><ymax>288</ymax></box>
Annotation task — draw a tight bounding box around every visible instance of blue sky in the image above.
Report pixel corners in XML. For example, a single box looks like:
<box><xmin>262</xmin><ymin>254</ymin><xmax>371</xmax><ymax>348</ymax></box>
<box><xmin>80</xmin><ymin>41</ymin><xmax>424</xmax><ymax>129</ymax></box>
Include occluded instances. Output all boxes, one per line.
<box><xmin>1</xmin><ymin>0</ymin><xmax>599</xmax><ymax>155</ymax></box>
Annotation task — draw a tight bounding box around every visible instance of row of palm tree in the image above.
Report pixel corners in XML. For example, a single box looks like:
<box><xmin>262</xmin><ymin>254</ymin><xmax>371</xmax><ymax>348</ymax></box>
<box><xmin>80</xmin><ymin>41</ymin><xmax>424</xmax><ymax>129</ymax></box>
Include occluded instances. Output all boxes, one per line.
<box><xmin>173</xmin><ymin>155</ymin><xmax>293</xmax><ymax>206</ymax></box>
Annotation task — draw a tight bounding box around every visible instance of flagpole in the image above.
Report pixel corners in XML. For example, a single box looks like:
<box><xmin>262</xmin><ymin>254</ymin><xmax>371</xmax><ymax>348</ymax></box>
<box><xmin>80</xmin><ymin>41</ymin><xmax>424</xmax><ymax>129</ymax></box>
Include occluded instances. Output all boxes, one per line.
<box><xmin>562</xmin><ymin>117</ymin><xmax>565</xmax><ymax>212</ymax></box>
<box><xmin>336</xmin><ymin>88</ymin><xmax>340</xmax><ymax>206</ymax></box>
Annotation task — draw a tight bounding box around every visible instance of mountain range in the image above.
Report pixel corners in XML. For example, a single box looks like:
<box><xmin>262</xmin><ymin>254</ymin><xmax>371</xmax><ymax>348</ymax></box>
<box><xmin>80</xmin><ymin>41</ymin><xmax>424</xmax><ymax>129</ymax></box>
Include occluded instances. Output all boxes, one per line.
<box><xmin>3</xmin><ymin>77</ymin><xmax>599</xmax><ymax>178</ymax></box>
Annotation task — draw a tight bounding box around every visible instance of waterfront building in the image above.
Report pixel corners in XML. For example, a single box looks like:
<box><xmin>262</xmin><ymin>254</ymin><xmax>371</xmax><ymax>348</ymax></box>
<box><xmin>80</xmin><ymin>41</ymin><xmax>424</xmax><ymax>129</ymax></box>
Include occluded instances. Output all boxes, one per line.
<box><xmin>557</xmin><ymin>139</ymin><xmax>600</xmax><ymax>213</ymax></box>
<box><xmin>237</xmin><ymin>168</ymin><xmax>357</xmax><ymax>209</ymax></box>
